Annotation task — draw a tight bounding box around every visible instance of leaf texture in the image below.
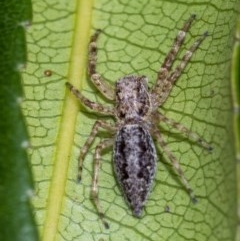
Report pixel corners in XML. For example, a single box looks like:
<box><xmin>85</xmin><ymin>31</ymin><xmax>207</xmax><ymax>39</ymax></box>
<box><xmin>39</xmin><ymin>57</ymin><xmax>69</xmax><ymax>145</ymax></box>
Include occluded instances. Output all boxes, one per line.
<box><xmin>0</xmin><ymin>0</ymin><xmax>39</xmax><ymax>241</ymax></box>
<box><xmin>22</xmin><ymin>0</ymin><xmax>239</xmax><ymax>240</ymax></box>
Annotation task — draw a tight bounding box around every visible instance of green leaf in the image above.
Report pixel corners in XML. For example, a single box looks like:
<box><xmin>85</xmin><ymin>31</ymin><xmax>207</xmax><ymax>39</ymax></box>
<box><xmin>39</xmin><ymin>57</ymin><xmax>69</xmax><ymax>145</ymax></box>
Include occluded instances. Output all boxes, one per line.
<box><xmin>0</xmin><ymin>0</ymin><xmax>39</xmax><ymax>241</ymax></box>
<box><xmin>22</xmin><ymin>0</ymin><xmax>239</xmax><ymax>240</ymax></box>
<box><xmin>233</xmin><ymin>16</ymin><xmax>240</xmax><ymax>241</ymax></box>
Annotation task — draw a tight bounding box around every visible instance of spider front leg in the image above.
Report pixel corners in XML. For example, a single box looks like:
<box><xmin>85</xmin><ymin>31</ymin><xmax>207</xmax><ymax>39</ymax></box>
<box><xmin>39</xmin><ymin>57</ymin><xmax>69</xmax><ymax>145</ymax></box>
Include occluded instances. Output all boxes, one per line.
<box><xmin>77</xmin><ymin>120</ymin><xmax>116</xmax><ymax>182</ymax></box>
<box><xmin>153</xmin><ymin>130</ymin><xmax>198</xmax><ymax>203</ymax></box>
<box><xmin>158</xmin><ymin>31</ymin><xmax>208</xmax><ymax>105</ymax></box>
<box><xmin>151</xmin><ymin>15</ymin><xmax>208</xmax><ymax>107</ymax></box>
<box><xmin>88</xmin><ymin>30</ymin><xmax>115</xmax><ymax>100</ymax></box>
<box><xmin>91</xmin><ymin>138</ymin><xmax>114</xmax><ymax>229</ymax></box>
<box><xmin>66</xmin><ymin>82</ymin><xmax>114</xmax><ymax>116</ymax></box>
<box><xmin>151</xmin><ymin>15</ymin><xmax>196</xmax><ymax>102</ymax></box>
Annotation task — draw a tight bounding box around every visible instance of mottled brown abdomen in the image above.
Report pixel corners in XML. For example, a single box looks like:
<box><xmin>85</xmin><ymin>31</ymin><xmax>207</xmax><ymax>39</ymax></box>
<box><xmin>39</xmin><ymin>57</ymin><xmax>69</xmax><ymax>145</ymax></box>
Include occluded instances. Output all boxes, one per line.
<box><xmin>113</xmin><ymin>124</ymin><xmax>157</xmax><ymax>217</ymax></box>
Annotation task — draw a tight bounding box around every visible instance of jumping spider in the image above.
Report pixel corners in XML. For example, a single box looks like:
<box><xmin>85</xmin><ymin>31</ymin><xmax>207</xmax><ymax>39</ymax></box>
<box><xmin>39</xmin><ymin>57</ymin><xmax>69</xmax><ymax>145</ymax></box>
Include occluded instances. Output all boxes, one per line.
<box><xmin>66</xmin><ymin>15</ymin><xmax>212</xmax><ymax>229</ymax></box>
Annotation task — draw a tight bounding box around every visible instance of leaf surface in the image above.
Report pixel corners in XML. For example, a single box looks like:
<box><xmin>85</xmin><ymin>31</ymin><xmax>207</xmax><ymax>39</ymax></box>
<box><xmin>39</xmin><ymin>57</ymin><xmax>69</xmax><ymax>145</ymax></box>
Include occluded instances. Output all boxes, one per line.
<box><xmin>0</xmin><ymin>0</ymin><xmax>39</xmax><ymax>241</ymax></box>
<box><xmin>22</xmin><ymin>0</ymin><xmax>239</xmax><ymax>240</ymax></box>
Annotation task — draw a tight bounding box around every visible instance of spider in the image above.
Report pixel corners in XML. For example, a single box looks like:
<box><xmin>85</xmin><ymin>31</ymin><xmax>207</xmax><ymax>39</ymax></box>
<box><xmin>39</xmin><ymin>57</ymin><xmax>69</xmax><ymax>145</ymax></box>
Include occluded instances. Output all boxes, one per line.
<box><xmin>66</xmin><ymin>14</ymin><xmax>212</xmax><ymax>229</ymax></box>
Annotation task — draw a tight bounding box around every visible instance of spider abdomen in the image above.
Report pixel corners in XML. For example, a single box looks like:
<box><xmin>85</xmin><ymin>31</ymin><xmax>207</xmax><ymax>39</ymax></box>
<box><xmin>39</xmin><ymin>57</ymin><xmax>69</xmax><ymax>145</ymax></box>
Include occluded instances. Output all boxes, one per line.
<box><xmin>113</xmin><ymin>124</ymin><xmax>157</xmax><ymax>217</ymax></box>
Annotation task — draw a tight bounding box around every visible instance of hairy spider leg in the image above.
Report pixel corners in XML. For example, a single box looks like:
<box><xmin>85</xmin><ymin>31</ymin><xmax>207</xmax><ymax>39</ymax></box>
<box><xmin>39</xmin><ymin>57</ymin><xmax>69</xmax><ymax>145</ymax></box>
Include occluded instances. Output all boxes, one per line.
<box><xmin>92</xmin><ymin>138</ymin><xmax>114</xmax><ymax>229</ymax></box>
<box><xmin>66</xmin><ymin>82</ymin><xmax>114</xmax><ymax>116</ymax></box>
<box><xmin>158</xmin><ymin>31</ymin><xmax>208</xmax><ymax>105</ymax></box>
<box><xmin>151</xmin><ymin>14</ymin><xmax>196</xmax><ymax>102</ymax></box>
<box><xmin>158</xmin><ymin>112</ymin><xmax>213</xmax><ymax>151</ymax></box>
<box><xmin>77</xmin><ymin>120</ymin><xmax>116</xmax><ymax>182</ymax></box>
<box><xmin>88</xmin><ymin>30</ymin><xmax>115</xmax><ymax>100</ymax></box>
<box><xmin>153</xmin><ymin>130</ymin><xmax>198</xmax><ymax>203</ymax></box>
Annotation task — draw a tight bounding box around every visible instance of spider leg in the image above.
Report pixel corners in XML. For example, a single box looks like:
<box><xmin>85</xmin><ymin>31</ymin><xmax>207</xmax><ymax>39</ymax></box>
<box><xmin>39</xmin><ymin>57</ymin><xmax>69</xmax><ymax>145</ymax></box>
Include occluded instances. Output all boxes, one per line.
<box><xmin>153</xmin><ymin>130</ymin><xmax>198</xmax><ymax>203</ymax></box>
<box><xmin>151</xmin><ymin>15</ymin><xmax>196</xmax><ymax>101</ymax></box>
<box><xmin>88</xmin><ymin>30</ymin><xmax>115</xmax><ymax>100</ymax></box>
<box><xmin>158</xmin><ymin>31</ymin><xmax>208</xmax><ymax>105</ymax></box>
<box><xmin>158</xmin><ymin>112</ymin><xmax>213</xmax><ymax>151</ymax></box>
<box><xmin>91</xmin><ymin>138</ymin><xmax>114</xmax><ymax>229</ymax></box>
<box><xmin>66</xmin><ymin>82</ymin><xmax>115</xmax><ymax>116</ymax></box>
<box><xmin>159</xmin><ymin>15</ymin><xmax>196</xmax><ymax>75</ymax></box>
<box><xmin>77</xmin><ymin>120</ymin><xmax>116</xmax><ymax>182</ymax></box>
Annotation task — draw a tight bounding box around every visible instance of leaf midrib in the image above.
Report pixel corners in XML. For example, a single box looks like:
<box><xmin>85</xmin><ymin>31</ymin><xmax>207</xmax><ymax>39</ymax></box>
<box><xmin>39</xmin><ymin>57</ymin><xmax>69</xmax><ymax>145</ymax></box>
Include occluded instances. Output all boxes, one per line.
<box><xmin>41</xmin><ymin>1</ymin><xmax>94</xmax><ymax>241</ymax></box>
